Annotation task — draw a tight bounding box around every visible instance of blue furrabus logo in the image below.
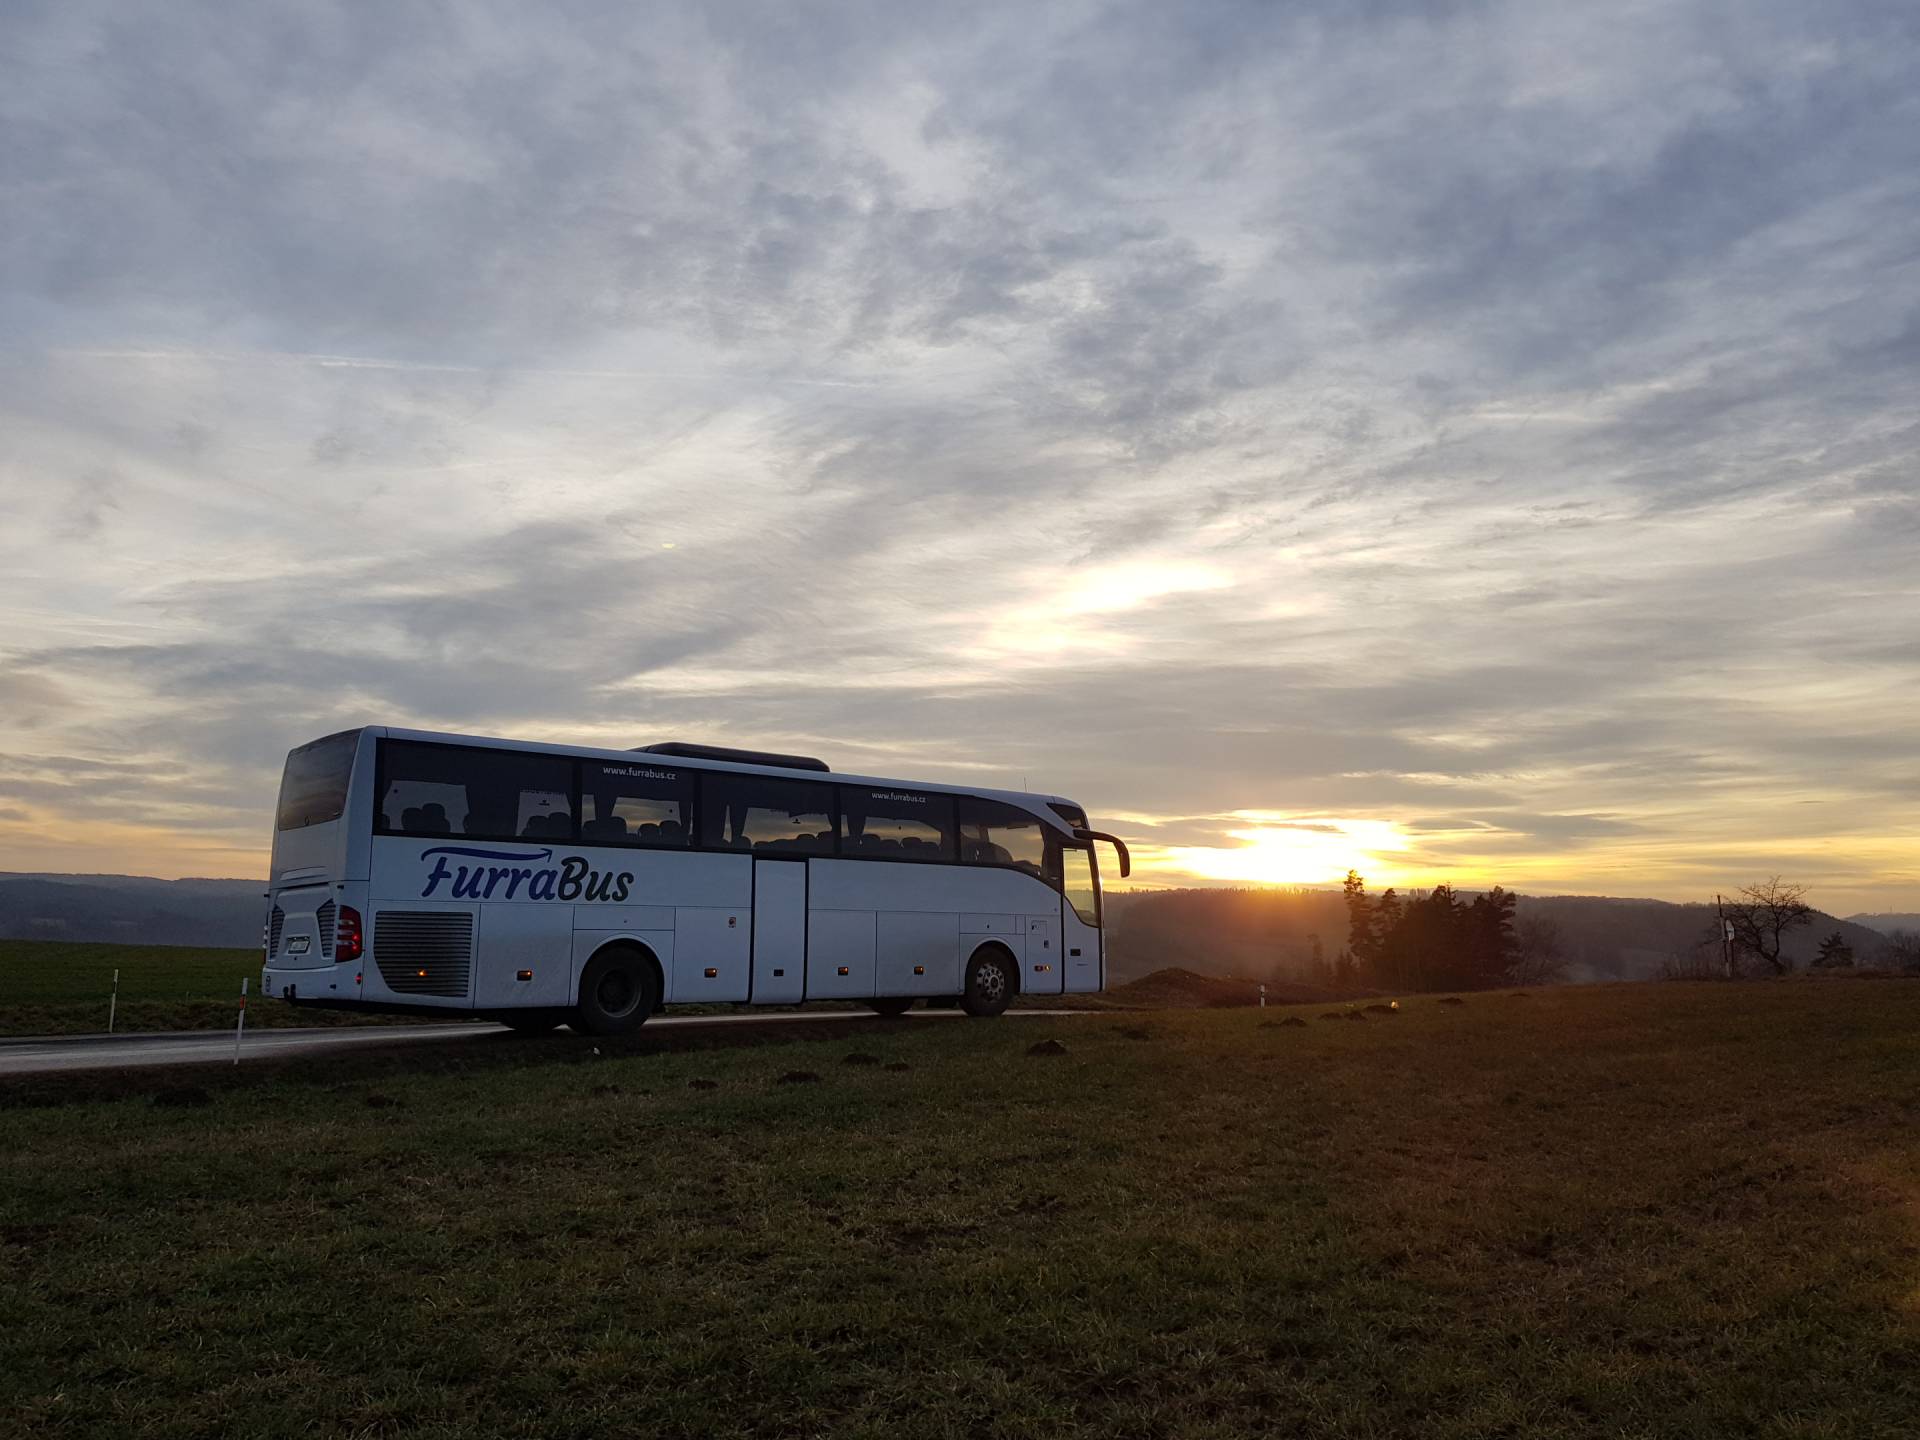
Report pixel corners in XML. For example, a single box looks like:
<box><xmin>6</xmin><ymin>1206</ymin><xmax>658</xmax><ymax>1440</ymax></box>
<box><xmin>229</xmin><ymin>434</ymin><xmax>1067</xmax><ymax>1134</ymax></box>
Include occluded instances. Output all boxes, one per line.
<box><xmin>419</xmin><ymin>846</ymin><xmax>634</xmax><ymax>903</ymax></box>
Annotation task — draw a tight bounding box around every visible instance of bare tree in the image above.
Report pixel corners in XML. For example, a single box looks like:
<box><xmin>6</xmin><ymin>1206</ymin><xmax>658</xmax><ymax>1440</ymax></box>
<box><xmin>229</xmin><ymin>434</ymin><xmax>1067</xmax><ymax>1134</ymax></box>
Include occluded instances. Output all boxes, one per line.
<box><xmin>1510</xmin><ymin>911</ymin><xmax>1570</xmax><ymax>986</ymax></box>
<box><xmin>1883</xmin><ymin>929</ymin><xmax>1920</xmax><ymax>975</ymax></box>
<box><xmin>1723</xmin><ymin>877</ymin><xmax>1814</xmax><ymax>975</ymax></box>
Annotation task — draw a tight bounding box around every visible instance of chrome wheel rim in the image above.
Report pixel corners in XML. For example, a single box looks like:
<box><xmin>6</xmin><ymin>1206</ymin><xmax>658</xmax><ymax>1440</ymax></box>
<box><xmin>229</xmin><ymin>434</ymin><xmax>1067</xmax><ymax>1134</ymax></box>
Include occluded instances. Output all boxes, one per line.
<box><xmin>596</xmin><ymin>969</ymin><xmax>639</xmax><ymax>1017</ymax></box>
<box><xmin>975</xmin><ymin>961</ymin><xmax>1007</xmax><ymax>1004</ymax></box>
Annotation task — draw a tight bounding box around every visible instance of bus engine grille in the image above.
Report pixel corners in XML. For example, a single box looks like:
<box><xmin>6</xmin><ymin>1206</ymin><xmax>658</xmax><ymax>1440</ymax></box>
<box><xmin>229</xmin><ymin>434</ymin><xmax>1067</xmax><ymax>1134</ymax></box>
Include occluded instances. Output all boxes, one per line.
<box><xmin>315</xmin><ymin>900</ymin><xmax>336</xmax><ymax>957</ymax></box>
<box><xmin>268</xmin><ymin>906</ymin><xmax>285</xmax><ymax>958</ymax></box>
<box><xmin>373</xmin><ymin>912</ymin><xmax>474</xmax><ymax>998</ymax></box>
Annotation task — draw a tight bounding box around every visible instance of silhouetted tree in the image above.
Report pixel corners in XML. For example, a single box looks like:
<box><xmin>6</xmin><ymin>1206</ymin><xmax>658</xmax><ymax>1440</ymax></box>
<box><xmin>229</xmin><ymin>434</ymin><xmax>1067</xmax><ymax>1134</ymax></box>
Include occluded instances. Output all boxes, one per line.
<box><xmin>1884</xmin><ymin>930</ymin><xmax>1920</xmax><ymax>974</ymax></box>
<box><xmin>1510</xmin><ymin>910</ymin><xmax>1569</xmax><ymax>986</ymax></box>
<box><xmin>1468</xmin><ymin>887</ymin><xmax>1518</xmax><ymax>987</ymax></box>
<box><xmin>1811</xmin><ymin>932</ymin><xmax>1855</xmax><ymax>969</ymax></box>
<box><xmin>1342</xmin><ymin>874</ymin><xmax>1540</xmax><ymax>990</ymax></box>
<box><xmin>1342</xmin><ymin>870</ymin><xmax>1376</xmax><ymax>973</ymax></box>
<box><xmin>1723</xmin><ymin>878</ymin><xmax>1814</xmax><ymax>975</ymax></box>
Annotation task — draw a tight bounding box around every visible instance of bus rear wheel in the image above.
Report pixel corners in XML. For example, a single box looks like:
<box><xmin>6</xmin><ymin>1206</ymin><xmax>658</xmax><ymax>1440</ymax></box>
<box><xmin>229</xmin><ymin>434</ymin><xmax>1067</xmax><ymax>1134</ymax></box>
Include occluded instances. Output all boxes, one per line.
<box><xmin>961</xmin><ymin>951</ymin><xmax>1014</xmax><ymax>1018</ymax></box>
<box><xmin>572</xmin><ymin>948</ymin><xmax>660</xmax><ymax>1036</ymax></box>
<box><xmin>867</xmin><ymin>996</ymin><xmax>914</xmax><ymax>1017</ymax></box>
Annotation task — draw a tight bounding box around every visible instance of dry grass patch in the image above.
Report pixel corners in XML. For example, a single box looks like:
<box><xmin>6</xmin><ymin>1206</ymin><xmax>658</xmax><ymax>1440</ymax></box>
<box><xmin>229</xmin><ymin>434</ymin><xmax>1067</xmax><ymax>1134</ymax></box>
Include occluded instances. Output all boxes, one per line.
<box><xmin>4</xmin><ymin>983</ymin><xmax>1920</xmax><ymax>1437</ymax></box>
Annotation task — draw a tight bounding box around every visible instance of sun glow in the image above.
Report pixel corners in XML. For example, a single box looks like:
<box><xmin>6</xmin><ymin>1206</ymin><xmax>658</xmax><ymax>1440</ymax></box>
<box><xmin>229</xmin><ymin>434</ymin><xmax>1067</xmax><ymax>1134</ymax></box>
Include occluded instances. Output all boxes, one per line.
<box><xmin>1164</xmin><ymin>817</ymin><xmax>1411</xmax><ymax>887</ymax></box>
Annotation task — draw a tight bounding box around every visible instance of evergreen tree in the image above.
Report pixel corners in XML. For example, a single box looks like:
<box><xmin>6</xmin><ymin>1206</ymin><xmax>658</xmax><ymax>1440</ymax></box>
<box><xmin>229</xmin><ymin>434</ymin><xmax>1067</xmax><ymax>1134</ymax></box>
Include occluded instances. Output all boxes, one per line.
<box><xmin>1342</xmin><ymin>870</ymin><xmax>1376</xmax><ymax>974</ymax></box>
<box><xmin>1812</xmin><ymin>931</ymin><xmax>1855</xmax><ymax>969</ymax></box>
<box><xmin>1468</xmin><ymin>886</ymin><xmax>1518</xmax><ymax>987</ymax></box>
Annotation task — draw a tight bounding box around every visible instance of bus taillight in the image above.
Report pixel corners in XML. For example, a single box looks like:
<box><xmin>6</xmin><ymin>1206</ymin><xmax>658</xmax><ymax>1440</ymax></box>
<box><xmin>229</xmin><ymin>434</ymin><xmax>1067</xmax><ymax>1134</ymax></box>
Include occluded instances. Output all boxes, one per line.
<box><xmin>335</xmin><ymin>905</ymin><xmax>364</xmax><ymax>963</ymax></box>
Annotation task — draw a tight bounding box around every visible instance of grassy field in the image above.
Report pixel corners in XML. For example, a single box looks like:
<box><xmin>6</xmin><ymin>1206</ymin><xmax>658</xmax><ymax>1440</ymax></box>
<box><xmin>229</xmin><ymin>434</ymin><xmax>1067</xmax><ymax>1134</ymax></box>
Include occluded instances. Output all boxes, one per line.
<box><xmin>0</xmin><ymin>938</ymin><xmax>1123</xmax><ymax>1037</ymax></box>
<box><xmin>4</xmin><ymin>982</ymin><xmax>1919</xmax><ymax>1437</ymax></box>
<box><xmin>0</xmin><ymin>940</ymin><xmax>459</xmax><ymax>1035</ymax></box>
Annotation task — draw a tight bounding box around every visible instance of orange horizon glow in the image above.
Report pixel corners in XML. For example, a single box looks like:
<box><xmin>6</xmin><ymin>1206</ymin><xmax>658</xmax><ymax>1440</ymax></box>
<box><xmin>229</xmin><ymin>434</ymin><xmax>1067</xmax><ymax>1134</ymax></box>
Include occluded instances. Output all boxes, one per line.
<box><xmin>1160</xmin><ymin>816</ymin><xmax>1414</xmax><ymax>889</ymax></box>
<box><xmin>0</xmin><ymin>803</ymin><xmax>1914</xmax><ymax>913</ymax></box>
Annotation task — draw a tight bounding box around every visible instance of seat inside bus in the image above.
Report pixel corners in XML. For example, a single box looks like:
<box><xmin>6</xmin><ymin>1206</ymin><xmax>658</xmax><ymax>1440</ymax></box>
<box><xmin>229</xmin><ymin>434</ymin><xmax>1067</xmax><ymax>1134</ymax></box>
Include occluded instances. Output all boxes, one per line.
<box><xmin>400</xmin><ymin>802</ymin><xmax>454</xmax><ymax>834</ymax></box>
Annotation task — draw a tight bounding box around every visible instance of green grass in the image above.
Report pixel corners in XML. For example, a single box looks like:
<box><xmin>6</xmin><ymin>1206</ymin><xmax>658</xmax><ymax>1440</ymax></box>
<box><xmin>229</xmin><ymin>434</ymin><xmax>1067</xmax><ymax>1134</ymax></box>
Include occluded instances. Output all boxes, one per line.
<box><xmin>0</xmin><ymin>938</ymin><xmax>1107</xmax><ymax>1037</ymax></box>
<box><xmin>4</xmin><ymin>983</ymin><xmax>1919</xmax><ymax>1437</ymax></box>
<box><xmin>0</xmin><ymin>940</ymin><xmax>459</xmax><ymax>1035</ymax></box>
<box><xmin>0</xmin><ymin>939</ymin><xmax>255</xmax><ymax>1005</ymax></box>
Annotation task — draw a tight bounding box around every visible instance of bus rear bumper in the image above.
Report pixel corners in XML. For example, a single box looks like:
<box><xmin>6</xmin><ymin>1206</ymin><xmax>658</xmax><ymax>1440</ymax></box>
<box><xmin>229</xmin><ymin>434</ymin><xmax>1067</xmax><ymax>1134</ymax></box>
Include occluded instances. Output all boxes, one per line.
<box><xmin>261</xmin><ymin>960</ymin><xmax>360</xmax><ymax>1003</ymax></box>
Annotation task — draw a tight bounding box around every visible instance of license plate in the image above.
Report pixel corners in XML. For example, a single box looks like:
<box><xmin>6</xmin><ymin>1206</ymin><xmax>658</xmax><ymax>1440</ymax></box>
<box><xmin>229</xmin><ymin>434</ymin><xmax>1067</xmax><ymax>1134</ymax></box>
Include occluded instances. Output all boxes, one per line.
<box><xmin>287</xmin><ymin>936</ymin><xmax>311</xmax><ymax>955</ymax></box>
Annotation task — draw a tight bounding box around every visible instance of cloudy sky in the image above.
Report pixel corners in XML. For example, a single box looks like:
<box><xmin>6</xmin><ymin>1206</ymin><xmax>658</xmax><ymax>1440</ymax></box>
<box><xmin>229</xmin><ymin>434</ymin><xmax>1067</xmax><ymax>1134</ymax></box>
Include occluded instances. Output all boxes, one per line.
<box><xmin>3</xmin><ymin>1</ymin><xmax>1917</xmax><ymax>909</ymax></box>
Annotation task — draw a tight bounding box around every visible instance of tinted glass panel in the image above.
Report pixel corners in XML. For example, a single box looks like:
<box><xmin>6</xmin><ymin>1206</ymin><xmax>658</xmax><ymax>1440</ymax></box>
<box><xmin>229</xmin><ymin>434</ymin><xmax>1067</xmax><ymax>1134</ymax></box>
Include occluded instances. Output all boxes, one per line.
<box><xmin>699</xmin><ymin>774</ymin><xmax>836</xmax><ymax>854</ymax></box>
<box><xmin>958</xmin><ymin>798</ymin><xmax>1046</xmax><ymax>876</ymax></box>
<box><xmin>841</xmin><ymin>788</ymin><xmax>955</xmax><ymax>861</ymax></box>
<box><xmin>276</xmin><ymin>730</ymin><xmax>361</xmax><ymax>830</ymax></box>
<box><xmin>378</xmin><ymin>742</ymin><xmax>574</xmax><ymax>841</ymax></box>
<box><xmin>580</xmin><ymin>760</ymin><xmax>692</xmax><ymax>847</ymax></box>
<box><xmin>1062</xmin><ymin>844</ymin><xmax>1099</xmax><ymax>927</ymax></box>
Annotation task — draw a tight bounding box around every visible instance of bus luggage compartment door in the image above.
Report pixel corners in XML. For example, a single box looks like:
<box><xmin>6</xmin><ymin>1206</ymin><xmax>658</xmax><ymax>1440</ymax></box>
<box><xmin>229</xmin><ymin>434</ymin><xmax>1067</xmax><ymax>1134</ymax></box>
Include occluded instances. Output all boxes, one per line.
<box><xmin>751</xmin><ymin>859</ymin><xmax>806</xmax><ymax>1004</ymax></box>
<box><xmin>476</xmin><ymin>903</ymin><xmax>575</xmax><ymax>1010</ymax></box>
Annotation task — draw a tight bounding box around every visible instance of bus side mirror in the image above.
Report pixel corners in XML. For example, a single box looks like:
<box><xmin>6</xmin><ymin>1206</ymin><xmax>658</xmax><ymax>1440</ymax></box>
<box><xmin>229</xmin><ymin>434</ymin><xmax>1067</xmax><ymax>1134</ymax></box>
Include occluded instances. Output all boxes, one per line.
<box><xmin>1074</xmin><ymin>828</ymin><xmax>1131</xmax><ymax>879</ymax></box>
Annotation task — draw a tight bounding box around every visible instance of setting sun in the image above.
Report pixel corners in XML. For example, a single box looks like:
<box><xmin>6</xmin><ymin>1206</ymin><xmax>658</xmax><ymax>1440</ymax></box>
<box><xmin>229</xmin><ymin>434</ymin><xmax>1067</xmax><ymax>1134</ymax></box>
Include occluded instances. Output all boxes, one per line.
<box><xmin>1163</xmin><ymin>815</ymin><xmax>1412</xmax><ymax>887</ymax></box>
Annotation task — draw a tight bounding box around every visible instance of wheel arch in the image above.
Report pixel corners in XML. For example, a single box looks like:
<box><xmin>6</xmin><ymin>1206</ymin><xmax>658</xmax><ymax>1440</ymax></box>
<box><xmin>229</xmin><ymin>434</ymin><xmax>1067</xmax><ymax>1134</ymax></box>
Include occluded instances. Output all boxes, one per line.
<box><xmin>581</xmin><ymin>937</ymin><xmax>666</xmax><ymax>1011</ymax></box>
<box><xmin>966</xmin><ymin>939</ymin><xmax>1021</xmax><ymax>996</ymax></box>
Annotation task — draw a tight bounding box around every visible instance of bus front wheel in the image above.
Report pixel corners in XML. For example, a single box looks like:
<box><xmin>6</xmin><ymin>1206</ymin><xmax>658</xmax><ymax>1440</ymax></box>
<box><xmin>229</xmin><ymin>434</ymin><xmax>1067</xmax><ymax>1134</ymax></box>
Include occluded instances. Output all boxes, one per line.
<box><xmin>572</xmin><ymin>948</ymin><xmax>660</xmax><ymax>1036</ymax></box>
<box><xmin>961</xmin><ymin>951</ymin><xmax>1014</xmax><ymax>1018</ymax></box>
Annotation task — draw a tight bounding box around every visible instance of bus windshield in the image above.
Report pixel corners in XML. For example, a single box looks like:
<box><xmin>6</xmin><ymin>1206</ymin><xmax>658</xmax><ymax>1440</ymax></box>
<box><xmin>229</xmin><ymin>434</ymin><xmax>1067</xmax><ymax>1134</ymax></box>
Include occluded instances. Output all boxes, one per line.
<box><xmin>275</xmin><ymin>730</ymin><xmax>360</xmax><ymax>830</ymax></box>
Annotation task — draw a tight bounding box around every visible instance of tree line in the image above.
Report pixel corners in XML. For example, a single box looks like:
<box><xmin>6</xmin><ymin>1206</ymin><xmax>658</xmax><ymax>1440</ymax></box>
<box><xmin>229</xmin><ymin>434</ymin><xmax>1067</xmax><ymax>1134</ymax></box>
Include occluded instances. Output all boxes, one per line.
<box><xmin>1335</xmin><ymin>871</ymin><xmax>1566</xmax><ymax>992</ymax></box>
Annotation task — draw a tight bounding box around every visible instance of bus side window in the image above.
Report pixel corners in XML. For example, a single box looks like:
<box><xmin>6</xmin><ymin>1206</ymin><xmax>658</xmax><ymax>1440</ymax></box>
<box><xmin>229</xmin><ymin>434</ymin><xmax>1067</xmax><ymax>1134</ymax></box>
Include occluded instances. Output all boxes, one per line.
<box><xmin>956</xmin><ymin>798</ymin><xmax>1045</xmax><ymax>876</ymax></box>
<box><xmin>378</xmin><ymin>741</ymin><xmax>573</xmax><ymax>842</ymax></box>
<box><xmin>580</xmin><ymin>761</ymin><xmax>693</xmax><ymax>846</ymax></box>
<box><xmin>840</xmin><ymin>789</ymin><xmax>956</xmax><ymax>860</ymax></box>
<box><xmin>699</xmin><ymin>774</ymin><xmax>836</xmax><ymax>854</ymax></box>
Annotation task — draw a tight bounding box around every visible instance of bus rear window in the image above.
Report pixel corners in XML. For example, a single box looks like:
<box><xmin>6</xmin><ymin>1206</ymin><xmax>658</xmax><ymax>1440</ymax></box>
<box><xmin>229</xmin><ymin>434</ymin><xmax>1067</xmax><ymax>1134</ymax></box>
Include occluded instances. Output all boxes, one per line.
<box><xmin>275</xmin><ymin>730</ymin><xmax>361</xmax><ymax>830</ymax></box>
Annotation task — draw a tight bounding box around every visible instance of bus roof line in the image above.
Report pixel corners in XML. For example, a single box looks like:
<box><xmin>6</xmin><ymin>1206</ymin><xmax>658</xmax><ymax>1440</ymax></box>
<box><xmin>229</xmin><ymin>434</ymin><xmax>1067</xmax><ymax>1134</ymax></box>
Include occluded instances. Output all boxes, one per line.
<box><xmin>364</xmin><ymin>726</ymin><xmax>1087</xmax><ymax>834</ymax></box>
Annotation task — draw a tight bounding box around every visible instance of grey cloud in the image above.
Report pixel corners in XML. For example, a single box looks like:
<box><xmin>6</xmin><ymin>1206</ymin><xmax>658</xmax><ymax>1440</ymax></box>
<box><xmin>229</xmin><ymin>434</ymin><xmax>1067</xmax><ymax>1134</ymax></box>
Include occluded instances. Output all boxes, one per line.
<box><xmin>57</xmin><ymin>468</ymin><xmax>122</xmax><ymax>540</ymax></box>
<box><xmin>2</xmin><ymin>0</ymin><xmax>1918</xmax><ymax>906</ymax></box>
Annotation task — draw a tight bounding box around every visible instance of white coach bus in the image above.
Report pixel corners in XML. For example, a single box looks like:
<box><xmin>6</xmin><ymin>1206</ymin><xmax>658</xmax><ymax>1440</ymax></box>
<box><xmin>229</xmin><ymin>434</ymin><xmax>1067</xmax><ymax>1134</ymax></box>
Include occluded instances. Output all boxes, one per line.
<box><xmin>261</xmin><ymin>727</ymin><xmax>1129</xmax><ymax>1034</ymax></box>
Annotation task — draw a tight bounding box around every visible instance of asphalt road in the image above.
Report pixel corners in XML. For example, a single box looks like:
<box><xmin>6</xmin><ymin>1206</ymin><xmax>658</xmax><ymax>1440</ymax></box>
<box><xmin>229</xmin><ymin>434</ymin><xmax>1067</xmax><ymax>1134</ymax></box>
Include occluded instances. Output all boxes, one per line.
<box><xmin>0</xmin><ymin>1007</ymin><xmax>1083</xmax><ymax>1076</ymax></box>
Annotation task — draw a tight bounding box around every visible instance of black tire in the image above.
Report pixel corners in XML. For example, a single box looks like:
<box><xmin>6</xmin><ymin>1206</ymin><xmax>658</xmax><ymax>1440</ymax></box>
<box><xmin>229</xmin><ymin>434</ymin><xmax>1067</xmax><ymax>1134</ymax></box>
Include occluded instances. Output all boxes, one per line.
<box><xmin>572</xmin><ymin>948</ymin><xmax>661</xmax><ymax>1036</ymax></box>
<box><xmin>961</xmin><ymin>950</ymin><xmax>1015</xmax><ymax>1018</ymax></box>
<box><xmin>867</xmin><ymin>995</ymin><xmax>914</xmax><ymax>1017</ymax></box>
<box><xmin>500</xmin><ymin>1012</ymin><xmax>562</xmax><ymax>1035</ymax></box>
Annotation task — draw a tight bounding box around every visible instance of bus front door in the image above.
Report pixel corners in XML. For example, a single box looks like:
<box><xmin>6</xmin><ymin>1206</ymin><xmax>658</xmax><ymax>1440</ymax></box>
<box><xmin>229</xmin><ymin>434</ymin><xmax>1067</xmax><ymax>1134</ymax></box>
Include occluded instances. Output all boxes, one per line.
<box><xmin>1059</xmin><ymin>844</ymin><xmax>1103</xmax><ymax>993</ymax></box>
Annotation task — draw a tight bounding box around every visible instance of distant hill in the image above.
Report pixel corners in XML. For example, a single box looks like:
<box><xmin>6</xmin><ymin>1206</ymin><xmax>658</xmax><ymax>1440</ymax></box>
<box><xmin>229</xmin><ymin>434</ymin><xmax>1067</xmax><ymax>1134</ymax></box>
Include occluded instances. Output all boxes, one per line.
<box><xmin>1106</xmin><ymin>887</ymin><xmax>1901</xmax><ymax>986</ymax></box>
<box><xmin>1846</xmin><ymin>914</ymin><xmax>1920</xmax><ymax>936</ymax></box>
<box><xmin>1</xmin><ymin>870</ymin><xmax>1906</xmax><ymax>979</ymax></box>
<box><xmin>0</xmin><ymin>874</ymin><xmax>265</xmax><ymax>949</ymax></box>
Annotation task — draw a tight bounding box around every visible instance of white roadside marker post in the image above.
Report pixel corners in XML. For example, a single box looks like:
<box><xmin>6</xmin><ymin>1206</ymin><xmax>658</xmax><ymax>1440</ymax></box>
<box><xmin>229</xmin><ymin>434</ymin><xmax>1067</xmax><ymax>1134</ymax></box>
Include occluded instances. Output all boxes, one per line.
<box><xmin>234</xmin><ymin>977</ymin><xmax>248</xmax><ymax>1065</ymax></box>
<box><xmin>1260</xmin><ymin>983</ymin><xmax>1266</xmax><ymax>1008</ymax></box>
<box><xmin>109</xmin><ymin>968</ymin><xmax>120</xmax><ymax>1033</ymax></box>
